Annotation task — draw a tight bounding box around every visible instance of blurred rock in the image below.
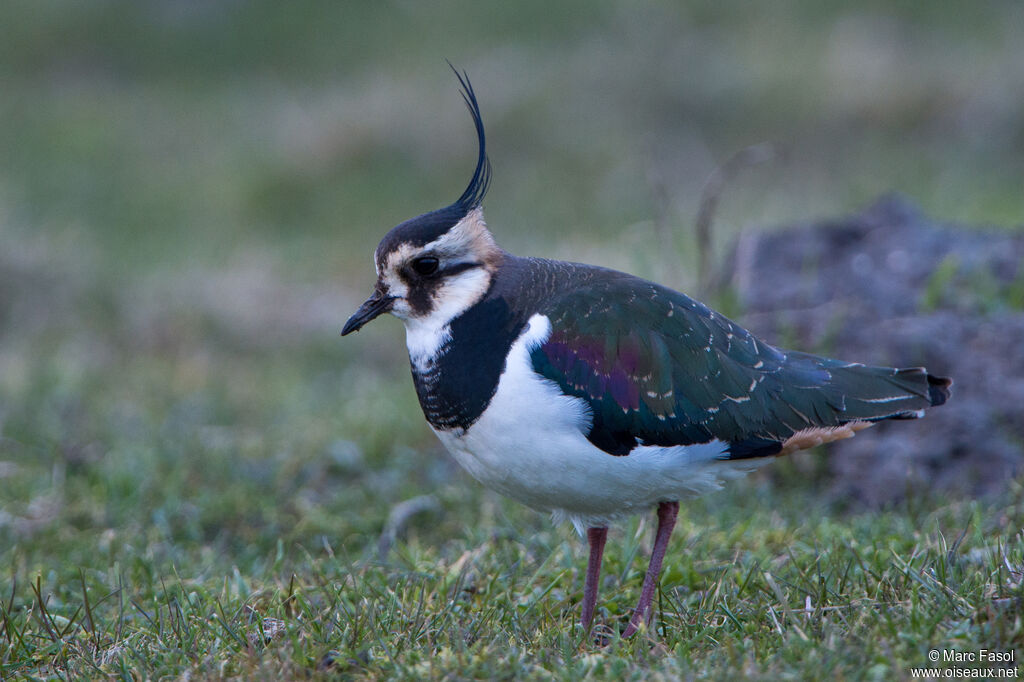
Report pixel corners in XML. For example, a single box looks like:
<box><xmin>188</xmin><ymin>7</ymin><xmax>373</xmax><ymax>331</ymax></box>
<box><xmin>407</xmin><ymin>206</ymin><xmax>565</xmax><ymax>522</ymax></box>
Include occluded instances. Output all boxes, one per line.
<box><xmin>726</xmin><ymin>195</ymin><xmax>1024</xmax><ymax>505</ymax></box>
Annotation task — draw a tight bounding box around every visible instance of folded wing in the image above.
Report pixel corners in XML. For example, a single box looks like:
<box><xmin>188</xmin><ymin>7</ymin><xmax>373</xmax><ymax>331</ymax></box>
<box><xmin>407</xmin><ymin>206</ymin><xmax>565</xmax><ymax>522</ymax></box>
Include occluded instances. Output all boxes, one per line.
<box><xmin>530</xmin><ymin>273</ymin><xmax>950</xmax><ymax>458</ymax></box>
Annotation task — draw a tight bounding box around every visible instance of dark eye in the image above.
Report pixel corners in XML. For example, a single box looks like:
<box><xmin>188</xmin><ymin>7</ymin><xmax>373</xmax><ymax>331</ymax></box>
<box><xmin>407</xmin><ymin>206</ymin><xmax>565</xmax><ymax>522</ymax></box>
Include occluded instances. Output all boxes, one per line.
<box><xmin>411</xmin><ymin>256</ymin><xmax>439</xmax><ymax>276</ymax></box>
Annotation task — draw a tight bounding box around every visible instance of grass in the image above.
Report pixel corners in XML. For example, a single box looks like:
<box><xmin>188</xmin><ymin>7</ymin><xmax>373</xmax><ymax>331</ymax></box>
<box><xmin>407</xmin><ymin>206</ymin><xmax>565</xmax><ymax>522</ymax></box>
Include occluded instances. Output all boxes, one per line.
<box><xmin>2</xmin><ymin>1</ymin><xmax>1023</xmax><ymax>679</ymax></box>
<box><xmin>3</xmin><ymin>447</ymin><xmax>1023</xmax><ymax>679</ymax></box>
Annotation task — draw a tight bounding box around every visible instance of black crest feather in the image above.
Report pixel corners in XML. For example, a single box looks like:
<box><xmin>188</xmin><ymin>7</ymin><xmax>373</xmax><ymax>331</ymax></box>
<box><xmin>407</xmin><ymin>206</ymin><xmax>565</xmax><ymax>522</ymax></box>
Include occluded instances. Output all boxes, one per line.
<box><xmin>373</xmin><ymin>66</ymin><xmax>492</xmax><ymax>258</ymax></box>
<box><xmin>448</xmin><ymin>62</ymin><xmax>491</xmax><ymax>213</ymax></box>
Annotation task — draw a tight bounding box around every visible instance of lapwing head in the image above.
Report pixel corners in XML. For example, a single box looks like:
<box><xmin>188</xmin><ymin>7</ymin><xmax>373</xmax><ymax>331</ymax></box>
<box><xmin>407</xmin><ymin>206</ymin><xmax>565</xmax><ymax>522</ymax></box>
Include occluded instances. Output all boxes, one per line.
<box><xmin>342</xmin><ymin>68</ymin><xmax>502</xmax><ymax>337</ymax></box>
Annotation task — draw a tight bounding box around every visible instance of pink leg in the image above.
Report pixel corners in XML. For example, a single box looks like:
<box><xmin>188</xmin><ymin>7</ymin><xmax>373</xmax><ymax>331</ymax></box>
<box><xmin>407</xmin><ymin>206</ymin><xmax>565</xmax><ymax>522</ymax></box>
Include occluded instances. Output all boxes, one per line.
<box><xmin>622</xmin><ymin>501</ymin><xmax>679</xmax><ymax>638</ymax></box>
<box><xmin>580</xmin><ymin>527</ymin><xmax>608</xmax><ymax>630</ymax></box>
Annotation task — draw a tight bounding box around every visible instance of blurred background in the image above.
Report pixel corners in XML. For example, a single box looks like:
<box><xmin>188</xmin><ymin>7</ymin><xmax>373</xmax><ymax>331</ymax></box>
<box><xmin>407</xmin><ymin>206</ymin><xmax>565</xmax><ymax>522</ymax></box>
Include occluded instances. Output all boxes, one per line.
<box><xmin>1</xmin><ymin>1</ymin><xmax>1022</xmax><ymax>568</ymax></box>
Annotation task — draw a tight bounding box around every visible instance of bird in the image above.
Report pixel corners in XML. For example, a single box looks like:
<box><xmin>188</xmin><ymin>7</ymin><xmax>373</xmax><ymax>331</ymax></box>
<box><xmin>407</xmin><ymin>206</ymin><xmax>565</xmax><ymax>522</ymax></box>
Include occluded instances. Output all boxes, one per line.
<box><xmin>341</xmin><ymin>68</ymin><xmax>952</xmax><ymax>638</ymax></box>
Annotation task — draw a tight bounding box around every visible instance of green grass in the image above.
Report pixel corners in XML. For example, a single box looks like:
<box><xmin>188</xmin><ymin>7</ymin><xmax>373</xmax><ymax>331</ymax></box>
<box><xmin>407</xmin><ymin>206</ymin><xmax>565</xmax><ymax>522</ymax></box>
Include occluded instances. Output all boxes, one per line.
<box><xmin>4</xmin><ymin>427</ymin><xmax>1024</xmax><ymax>680</ymax></box>
<box><xmin>2</xmin><ymin>248</ymin><xmax>1022</xmax><ymax>680</ymax></box>
<box><xmin>2</xmin><ymin>1</ymin><xmax>1023</xmax><ymax>679</ymax></box>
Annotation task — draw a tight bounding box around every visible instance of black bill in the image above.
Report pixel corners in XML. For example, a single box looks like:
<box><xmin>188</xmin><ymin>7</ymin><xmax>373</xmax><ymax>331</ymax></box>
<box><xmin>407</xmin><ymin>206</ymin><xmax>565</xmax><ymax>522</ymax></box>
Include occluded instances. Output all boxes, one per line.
<box><xmin>341</xmin><ymin>293</ymin><xmax>396</xmax><ymax>336</ymax></box>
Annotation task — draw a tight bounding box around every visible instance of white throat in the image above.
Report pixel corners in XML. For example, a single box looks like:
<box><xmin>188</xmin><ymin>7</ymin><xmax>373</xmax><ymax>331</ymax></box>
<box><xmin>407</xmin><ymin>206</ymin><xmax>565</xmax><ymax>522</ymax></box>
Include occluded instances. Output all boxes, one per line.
<box><xmin>403</xmin><ymin>266</ymin><xmax>491</xmax><ymax>370</ymax></box>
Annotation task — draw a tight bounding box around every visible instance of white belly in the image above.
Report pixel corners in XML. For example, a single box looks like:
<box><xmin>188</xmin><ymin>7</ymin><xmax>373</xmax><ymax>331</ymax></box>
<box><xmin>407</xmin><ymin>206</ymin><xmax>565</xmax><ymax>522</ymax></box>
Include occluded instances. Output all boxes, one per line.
<box><xmin>430</xmin><ymin>314</ymin><xmax>764</xmax><ymax>532</ymax></box>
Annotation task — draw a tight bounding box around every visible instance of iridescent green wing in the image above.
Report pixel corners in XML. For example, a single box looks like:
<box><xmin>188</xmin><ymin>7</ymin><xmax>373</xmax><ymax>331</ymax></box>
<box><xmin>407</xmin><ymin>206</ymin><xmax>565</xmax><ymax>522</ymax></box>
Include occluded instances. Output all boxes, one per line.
<box><xmin>530</xmin><ymin>273</ymin><xmax>940</xmax><ymax>457</ymax></box>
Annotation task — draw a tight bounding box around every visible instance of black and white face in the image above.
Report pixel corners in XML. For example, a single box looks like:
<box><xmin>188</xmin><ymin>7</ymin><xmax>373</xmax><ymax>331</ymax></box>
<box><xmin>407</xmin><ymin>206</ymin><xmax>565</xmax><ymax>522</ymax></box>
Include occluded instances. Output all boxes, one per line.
<box><xmin>342</xmin><ymin>208</ymin><xmax>502</xmax><ymax>336</ymax></box>
<box><xmin>343</xmin><ymin>67</ymin><xmax>495</xmax><ymax>342</ymax></box>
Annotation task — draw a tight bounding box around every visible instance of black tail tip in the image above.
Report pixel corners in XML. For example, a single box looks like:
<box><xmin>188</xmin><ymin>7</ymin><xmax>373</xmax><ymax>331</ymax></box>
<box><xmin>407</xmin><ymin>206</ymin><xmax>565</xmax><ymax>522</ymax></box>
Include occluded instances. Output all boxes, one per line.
<box><xmin>927</xmin><ymin>374</ymin><xmax>952</xmax><ymax>407</ymax></box>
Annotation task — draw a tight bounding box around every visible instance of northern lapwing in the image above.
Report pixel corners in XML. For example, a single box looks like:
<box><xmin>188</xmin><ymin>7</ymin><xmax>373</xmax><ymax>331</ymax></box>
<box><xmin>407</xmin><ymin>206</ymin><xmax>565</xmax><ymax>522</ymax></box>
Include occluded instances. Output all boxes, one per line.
<box><xmin>342</xmin><ymin>69</ymin><xmax>952</xmax><ymax>638</ymax></box>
